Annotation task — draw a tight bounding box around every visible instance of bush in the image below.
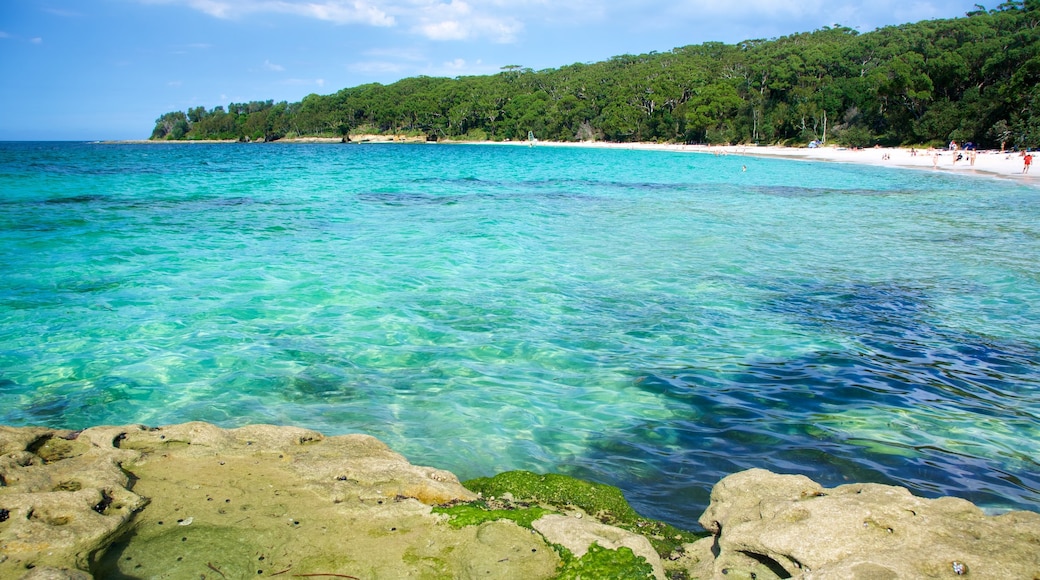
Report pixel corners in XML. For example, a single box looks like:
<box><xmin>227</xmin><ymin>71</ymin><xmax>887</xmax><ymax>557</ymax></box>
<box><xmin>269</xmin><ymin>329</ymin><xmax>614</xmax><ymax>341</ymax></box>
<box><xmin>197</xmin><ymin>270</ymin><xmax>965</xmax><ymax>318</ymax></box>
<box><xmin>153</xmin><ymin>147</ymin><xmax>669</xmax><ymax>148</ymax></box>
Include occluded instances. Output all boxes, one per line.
<box><xmin>838</xmin><ymin>125</ymin><xmax>874</xmax><ymax>148</ymax></box>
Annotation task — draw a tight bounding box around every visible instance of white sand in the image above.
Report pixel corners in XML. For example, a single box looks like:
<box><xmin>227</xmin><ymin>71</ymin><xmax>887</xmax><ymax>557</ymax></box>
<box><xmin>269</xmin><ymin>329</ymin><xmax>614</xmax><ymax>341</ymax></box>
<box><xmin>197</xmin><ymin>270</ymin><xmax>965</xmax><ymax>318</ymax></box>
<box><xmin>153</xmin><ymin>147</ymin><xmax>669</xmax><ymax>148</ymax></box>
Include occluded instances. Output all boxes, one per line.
<box><xmin>721</xmin><ymin>144</ymin><xmax>1036</xmax><ymax>182</ymax></box>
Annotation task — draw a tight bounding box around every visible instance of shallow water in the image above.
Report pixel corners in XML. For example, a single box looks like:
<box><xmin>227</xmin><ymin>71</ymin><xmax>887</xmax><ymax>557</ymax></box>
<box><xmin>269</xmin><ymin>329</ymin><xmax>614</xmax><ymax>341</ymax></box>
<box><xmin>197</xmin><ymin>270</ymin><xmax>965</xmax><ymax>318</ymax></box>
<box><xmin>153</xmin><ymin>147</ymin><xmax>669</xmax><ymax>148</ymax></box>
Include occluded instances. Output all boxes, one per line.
<box><xmin>1</xmin><ymin>142</ymin><xmax>1038</xmax><ymax>524</ymax></box>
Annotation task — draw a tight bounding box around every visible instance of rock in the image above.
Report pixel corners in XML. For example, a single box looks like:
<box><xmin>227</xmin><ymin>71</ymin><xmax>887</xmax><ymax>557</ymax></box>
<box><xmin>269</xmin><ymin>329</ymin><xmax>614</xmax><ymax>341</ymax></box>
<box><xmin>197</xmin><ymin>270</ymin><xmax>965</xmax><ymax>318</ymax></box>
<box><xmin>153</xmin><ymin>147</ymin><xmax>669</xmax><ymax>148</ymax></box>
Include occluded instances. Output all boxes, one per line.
<box><xmin>6</xmin><ymin>426</ymin><xmax>1040</xmax><ymax>580</ymax></box>
<box><xmin>19</xmin><ymin>568</ymin><xmax>92</xmax><ymax>580</ymax></box>
<box><xmin>0</xmin><ymin>422</ymin><xmax>502</xmax><ymax>579</ymax></box>
<box><xmin>0</xmin><ymin>425</ymin><xmax>147</xmax><ymax>575</ymax></box>
<box><xmin>692</xmin><ymin>468</ymin><xmax>1040</xmax><ymax>579</ymax></box>
<box><xmin>532</xmin><ymin>513</ymin><xmax>666</xmax><ymax>579</ymax></box>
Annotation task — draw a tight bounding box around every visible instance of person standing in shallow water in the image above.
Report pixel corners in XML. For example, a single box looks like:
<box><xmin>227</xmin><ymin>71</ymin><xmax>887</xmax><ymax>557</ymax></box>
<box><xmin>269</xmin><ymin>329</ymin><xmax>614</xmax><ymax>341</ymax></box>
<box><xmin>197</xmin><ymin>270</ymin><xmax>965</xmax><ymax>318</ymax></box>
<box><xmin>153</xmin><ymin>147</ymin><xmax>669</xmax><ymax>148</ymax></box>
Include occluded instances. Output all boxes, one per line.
<box><xmin>1024</xmin><ymin>152</ymin><xmax>1033</xmax><ymax>174</ymax></box>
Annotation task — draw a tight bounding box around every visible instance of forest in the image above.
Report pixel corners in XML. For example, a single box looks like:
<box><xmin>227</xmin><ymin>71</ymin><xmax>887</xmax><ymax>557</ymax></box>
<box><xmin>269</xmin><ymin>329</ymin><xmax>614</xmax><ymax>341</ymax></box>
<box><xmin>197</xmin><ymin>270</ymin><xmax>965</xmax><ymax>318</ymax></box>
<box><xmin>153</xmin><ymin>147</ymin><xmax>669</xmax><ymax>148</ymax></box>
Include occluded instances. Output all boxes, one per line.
<box><xmin>151</xmin><ymin>1</ymin><xmax>1039</xmax><ymax>149</ymax></box>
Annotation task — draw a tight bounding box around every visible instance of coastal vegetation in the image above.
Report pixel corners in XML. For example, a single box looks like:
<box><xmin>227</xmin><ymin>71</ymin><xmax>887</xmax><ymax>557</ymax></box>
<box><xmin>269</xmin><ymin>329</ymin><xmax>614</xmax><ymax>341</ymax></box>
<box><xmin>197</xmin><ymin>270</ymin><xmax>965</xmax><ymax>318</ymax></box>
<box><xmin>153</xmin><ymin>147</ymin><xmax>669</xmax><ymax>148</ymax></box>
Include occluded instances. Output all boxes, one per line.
<box><xmin>460</xmin><ymin>471</ymin><xmax>705</xmax><ymax>557</ymax></box>
<box><xmin>152</xmin><ymin>1</ymin><xmax>1040</xmax><ymax>148</ymax></box>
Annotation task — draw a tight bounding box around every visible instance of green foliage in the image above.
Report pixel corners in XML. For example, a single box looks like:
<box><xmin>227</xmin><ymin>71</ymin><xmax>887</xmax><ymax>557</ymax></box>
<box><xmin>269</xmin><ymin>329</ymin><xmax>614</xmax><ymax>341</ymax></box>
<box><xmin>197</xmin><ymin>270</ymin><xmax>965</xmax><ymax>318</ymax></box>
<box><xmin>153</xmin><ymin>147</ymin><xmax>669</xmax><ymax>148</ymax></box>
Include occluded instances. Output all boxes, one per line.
<box><xmin>464</xmin><ymin>471</ymin><xmax>639</xmax><ymax>523</ymax></box>
<box><xmin>554</xmin><ymin>544</ymin><xmax>655</xmax><ymax>580</ymax></box>
<box><xmin>837</xmin><ymin>125</ymin><xmax>876</xmax><ymax>148</ymax></box>
<box><xmin>150</xmin><ymin>3</ymin><xmax>1040</xmax><ymax>148</ymax></box>
<box><xmin>463</xmin><ymin>471</ymin><xmax>705</xmax><ymax>558</ymax></box>
<box><xmin>432</xmin><ymin>502</ymin><xmax>551</xmax><ymax>529</ymax></box>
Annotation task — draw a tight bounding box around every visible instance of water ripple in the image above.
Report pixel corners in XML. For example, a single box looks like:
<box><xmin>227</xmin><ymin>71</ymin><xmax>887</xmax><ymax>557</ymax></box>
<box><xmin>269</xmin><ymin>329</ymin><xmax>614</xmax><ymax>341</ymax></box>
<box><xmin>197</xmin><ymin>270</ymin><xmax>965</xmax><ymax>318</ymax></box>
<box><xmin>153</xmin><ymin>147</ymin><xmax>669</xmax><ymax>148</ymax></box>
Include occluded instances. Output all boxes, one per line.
<box><xmin>1</xmin><ymin>142</ymin><xmax>1038</xmax><ymax>526</ymax></box>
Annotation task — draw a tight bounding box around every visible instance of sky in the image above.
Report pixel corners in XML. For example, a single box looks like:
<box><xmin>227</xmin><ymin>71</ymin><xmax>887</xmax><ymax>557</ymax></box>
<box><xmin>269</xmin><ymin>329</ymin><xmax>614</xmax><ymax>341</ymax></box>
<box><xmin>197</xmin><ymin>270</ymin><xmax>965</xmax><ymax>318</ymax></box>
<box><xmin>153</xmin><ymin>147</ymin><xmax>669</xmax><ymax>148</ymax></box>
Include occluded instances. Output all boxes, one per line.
<box><xmin>0</xmin><ymin>0</ymin><xmax>989</xmax><ymax>140</ymax></box>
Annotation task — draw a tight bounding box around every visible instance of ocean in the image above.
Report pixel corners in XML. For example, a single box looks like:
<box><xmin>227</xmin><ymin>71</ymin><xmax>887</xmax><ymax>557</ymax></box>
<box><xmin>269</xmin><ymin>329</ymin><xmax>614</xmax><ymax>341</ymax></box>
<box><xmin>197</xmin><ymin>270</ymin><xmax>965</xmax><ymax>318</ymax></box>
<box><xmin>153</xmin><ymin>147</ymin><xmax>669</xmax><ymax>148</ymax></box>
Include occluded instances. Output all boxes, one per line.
<box><xmin>1</xmin><ymin>141</ymin><xmax>1037</xmax><ymax>525</ymax></box>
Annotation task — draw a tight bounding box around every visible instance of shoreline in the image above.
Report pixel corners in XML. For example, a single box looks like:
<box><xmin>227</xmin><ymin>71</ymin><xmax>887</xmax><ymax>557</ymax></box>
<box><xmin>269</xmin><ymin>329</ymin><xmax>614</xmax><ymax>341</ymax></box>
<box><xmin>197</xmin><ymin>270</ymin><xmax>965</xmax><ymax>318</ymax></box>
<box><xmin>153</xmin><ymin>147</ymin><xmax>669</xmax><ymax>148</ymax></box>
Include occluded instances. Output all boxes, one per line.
<box><xmin>105</xmin><ymin>138</ymin><xmax>1038</xmax><ymax>183</ymax></box>
<box><xmin>483</xmin><ymin>139</ymin><xmax>1038</xmax><ymax>182</ymax></box>
<box><xmin>2</xmin><ymin>422</ymin><xmax>1038</xmax><ymax>579</ymax></box>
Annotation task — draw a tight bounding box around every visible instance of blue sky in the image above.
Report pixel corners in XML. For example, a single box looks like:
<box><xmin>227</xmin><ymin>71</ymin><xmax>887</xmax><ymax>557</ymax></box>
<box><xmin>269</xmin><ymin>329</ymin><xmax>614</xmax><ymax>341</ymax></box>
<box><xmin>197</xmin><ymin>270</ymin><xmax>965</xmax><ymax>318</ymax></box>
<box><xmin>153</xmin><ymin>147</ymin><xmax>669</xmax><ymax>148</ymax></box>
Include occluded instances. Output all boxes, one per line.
<box><xmin>1</xmin><ymin>0</ymin><xmax>987</xmax><ymax>140</ymax></box>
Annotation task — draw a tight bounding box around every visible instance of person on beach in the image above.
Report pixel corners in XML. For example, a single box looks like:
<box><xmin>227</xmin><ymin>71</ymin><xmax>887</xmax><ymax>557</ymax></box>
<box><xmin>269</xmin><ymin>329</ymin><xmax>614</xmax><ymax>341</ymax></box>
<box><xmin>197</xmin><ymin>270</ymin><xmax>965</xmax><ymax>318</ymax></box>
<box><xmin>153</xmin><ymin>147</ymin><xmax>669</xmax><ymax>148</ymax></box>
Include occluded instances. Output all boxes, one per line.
<box><xmin>1025</xmin><ymin>152</ymin><xmax>1033</xmax><ymax>174</ymax></box>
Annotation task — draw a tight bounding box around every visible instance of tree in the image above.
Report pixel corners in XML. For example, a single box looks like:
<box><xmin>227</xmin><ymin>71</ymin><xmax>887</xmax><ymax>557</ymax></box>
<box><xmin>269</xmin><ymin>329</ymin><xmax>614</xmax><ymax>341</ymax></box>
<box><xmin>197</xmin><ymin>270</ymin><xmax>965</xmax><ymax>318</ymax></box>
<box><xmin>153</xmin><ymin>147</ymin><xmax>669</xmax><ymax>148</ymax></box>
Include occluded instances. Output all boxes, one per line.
<box><xmin>148</xmin><ymin>6</ymin><xmax>1040</xmax><ymax>148</ymax></box>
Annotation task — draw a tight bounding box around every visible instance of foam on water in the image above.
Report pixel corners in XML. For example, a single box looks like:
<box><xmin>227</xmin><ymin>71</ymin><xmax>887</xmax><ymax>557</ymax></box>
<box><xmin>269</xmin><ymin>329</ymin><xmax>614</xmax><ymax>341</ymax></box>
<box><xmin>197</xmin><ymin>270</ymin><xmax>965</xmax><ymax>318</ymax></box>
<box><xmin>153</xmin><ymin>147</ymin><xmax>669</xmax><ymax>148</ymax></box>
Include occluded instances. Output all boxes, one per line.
<box><xmin>1</xmin><ymin>142</ymin><xmax>1038</xmax><ymax>524</ymax></box>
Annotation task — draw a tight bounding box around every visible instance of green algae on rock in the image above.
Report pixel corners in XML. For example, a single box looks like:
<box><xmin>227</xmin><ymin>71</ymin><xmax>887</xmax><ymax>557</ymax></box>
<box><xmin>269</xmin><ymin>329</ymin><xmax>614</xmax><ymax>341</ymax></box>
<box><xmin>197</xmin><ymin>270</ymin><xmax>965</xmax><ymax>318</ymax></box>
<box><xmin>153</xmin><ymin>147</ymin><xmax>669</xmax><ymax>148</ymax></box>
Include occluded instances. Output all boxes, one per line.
<box><xmin>463</xmin><ymin>470</ymin><xmax>704</xmax><ymax>558</ymax></box>
<box><xmin>434</xmin><ymin>498</ymin><xmax>666</xmax><ymax>579</ymax></box>
<box><xmin>465</xmin><ymin>471</ymin><xmax>640</xmax><ymax>523</ymax></box>
<box><xmin>433</xmin><ymin>502</ymin><xmax>552</xmax><ymax>529</ymax></box>
<box><xmin>554</xmin><ymin>543</ymin><xmax>655</xmax><ymax>580</ymax></box>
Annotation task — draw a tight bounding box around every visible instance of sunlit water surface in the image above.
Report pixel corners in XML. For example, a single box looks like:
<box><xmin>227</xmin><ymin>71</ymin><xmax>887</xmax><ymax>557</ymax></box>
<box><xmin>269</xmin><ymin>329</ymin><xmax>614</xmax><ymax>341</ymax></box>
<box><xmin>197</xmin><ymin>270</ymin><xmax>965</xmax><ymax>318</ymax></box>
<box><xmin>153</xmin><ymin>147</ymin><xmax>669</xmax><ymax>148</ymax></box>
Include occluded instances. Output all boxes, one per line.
<box><xmin>1</xmin><ymin>142</ymin><xmax>1038</xmax><ymax>524</ymax></box>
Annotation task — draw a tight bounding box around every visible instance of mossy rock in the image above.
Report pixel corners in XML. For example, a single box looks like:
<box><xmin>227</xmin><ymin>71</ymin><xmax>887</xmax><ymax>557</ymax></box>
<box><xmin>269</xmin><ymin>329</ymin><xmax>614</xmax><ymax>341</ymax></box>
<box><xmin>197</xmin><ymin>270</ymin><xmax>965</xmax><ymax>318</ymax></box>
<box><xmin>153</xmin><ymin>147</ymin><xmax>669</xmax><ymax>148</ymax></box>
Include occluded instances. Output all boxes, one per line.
<box><xmin>464</xmin><ymin>471</ymin><xmax>638</xmax><ymax>523</ymax></box>
<box><xmin>463</xmin><ymin>471</ymin><xmax>705</xmax><ymax>557</ymax></box>
<box><xmin>555</xmin><ymin>543</ymin><xmax>656</xmax><ymax>580</ymax></box>
<box><xmin>433</xmin><ymin>502</ymin><xmax>553</xmax><ymax>529</ymax></box>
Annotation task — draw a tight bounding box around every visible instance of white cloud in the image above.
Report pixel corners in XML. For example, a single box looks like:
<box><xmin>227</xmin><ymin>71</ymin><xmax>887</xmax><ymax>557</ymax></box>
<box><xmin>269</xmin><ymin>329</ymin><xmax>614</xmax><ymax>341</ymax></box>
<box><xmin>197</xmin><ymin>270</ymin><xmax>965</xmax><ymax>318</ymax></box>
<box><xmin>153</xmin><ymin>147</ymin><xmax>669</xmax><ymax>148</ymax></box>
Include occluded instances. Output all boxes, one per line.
<box><xmin>443</xmin><ymin>57</ymin><xmax>467</xmax><ymax>70</ymax></box>
<box><xmin>409</xmin><ymin>0</ymin><xmax>522</xmax><ymax>42</ymax></box>
<box><xmin>168</xmin><ymin>80</ymin><xmax>183</xmax><ymax>87</ymax></box>
<box><xmin>264</xmin><ymin>59</ymin><xmax>286</xmax><ymax>71</ymax></box>
<box><xmin>420</xmin><ymin>19</ymin><xmax>468</xmax><ymax>41</ymax></box>
<box><xmin>134</xmin><ymin>0</ymin><xmax>980</xmax><ymax>53</ymax></box>
<box><xmin>347</xmin><ymin>60</ymin><xmax>408</xmax><ymax>74</ymax></box>
<box><xmin>0</xmin><ymin>31</ymin><xmax>10</xmax><ymax>39</ymax></box>
<box><xmin>141</xmin><ymin>0</ymin><xmax>394</xmax><ymax>26</ymax></box>
<box><xmin>431</xmin><ymin>57</ymin><xmax>496</xmax><ymax>76</ymax></box>
<box><xmin>139</xmin><ymin>0</ymin><xmax>529</xmax><ymax>41</ymax></box>
<box><xmin>30</xmin><ymin>37</ymin><xmax>43</xmax><ymax>44</ymax></box>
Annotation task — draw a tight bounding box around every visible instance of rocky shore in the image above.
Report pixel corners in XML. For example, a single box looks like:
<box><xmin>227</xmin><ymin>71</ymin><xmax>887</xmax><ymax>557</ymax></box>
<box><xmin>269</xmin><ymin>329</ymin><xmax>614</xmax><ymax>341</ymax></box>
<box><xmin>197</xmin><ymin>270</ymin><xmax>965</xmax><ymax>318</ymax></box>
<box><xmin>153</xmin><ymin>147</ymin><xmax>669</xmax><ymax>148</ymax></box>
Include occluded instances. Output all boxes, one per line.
<box><xmin>1</xmin><ymin>422</ymin><xmax>1037</xmax><ymax>579</ymax></box>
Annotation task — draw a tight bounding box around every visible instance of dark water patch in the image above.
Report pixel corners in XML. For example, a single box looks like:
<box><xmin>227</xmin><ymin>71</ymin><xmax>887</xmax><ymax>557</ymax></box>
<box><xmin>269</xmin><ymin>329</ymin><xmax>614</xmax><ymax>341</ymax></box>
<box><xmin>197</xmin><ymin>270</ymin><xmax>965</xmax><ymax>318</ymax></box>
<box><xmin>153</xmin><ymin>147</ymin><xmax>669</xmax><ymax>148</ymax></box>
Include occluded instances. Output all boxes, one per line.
<box><xmin>765</xmin><ymin>280</ymin><xmax>1040</xmax><ymax>408</ymax></box>
<box><xmin>42</xmin><ymin>194</ymin><xmax>109</xmax><ymax>205</ymax></box>
<box><xmin>211</xmin><ymin>196</ymin><xmax>259</xmax><ymax>207</ymax></box>
<box><xmin>748</xmin><ymin>185</ymin><xmax>899</xmax><ymax>198</ymax></box>
<box><xmin>0</xmin><ymin>217</ymin><xmax>92</xmax><ymax>232</ymax></box>
<box><xmin>19</xmin><ymin>396</ymin><xmax>73</xmax><ymax>424</ymax></box>
<box><xmin>356</xmin><ymin>192</ymin><xmax>461</xmax><ymax>206</ymax></box>
<box><xmin>22</xmin><ymin>162</ymin><xmax>168</xmax><ymax>177</ymax></box>
<box><xmin>59</xmin><ymin>278</ymin><xmax>126</xmax><ymax>294</ymax></box>
<box><xmin>1</xmin><ymin>296</ymin><xmax>66</xmax><ymax>310</ymax></box>
<box><xmin>587</xmin><ymin>367</ymin><xmax>1040</xmax><ymax>525</ymax></box>
<box><xmin>410</xmin><ymin>175</ymin><xmax>695</xmax><ymax>197</ymax></box>
<box><xmin>516</xmin><ymin>178</ymin><xmax>691</xmax><ymax>193</ymax></box>
<box><xmin>609</xmin><ymin>282</ymin><xmax>1040</xmax><ymax>523</ymax></box>
<box><xmin>286</xmin><ymin>367</ymin><xmax>358</xmax><ymax>401</ymax></box>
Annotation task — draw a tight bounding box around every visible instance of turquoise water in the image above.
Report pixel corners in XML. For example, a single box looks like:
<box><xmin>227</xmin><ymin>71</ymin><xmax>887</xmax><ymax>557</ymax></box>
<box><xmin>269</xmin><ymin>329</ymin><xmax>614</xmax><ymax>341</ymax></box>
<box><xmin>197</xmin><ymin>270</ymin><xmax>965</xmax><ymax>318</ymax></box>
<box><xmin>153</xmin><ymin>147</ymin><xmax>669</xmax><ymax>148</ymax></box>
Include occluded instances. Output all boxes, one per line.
<box><xmin>1</xmin><ymin>142</ymin><xmax>1038</xmax><ymax>524</ymax></box>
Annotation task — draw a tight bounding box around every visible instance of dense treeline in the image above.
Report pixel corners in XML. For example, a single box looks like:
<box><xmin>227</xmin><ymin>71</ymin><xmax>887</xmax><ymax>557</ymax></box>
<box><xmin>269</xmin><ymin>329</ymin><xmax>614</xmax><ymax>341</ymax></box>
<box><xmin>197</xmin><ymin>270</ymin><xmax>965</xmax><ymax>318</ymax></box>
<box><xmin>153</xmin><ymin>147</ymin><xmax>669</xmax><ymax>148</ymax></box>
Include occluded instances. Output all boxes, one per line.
<box><xmin>152</xmin><ymin>1</ymin><xmax>1040</xmax><ymax>148</ymax></box>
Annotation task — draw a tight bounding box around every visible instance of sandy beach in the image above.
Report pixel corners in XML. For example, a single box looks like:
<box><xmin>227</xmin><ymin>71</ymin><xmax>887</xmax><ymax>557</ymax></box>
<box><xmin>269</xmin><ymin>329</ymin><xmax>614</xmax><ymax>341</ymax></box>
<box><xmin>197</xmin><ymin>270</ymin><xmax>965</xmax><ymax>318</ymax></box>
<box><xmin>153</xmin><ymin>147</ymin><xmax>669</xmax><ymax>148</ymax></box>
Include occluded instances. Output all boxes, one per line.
<box><xmin>700</xmin><ymin>143</ymin><xmax>1036</xmax><ymax>182</ymax></box>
